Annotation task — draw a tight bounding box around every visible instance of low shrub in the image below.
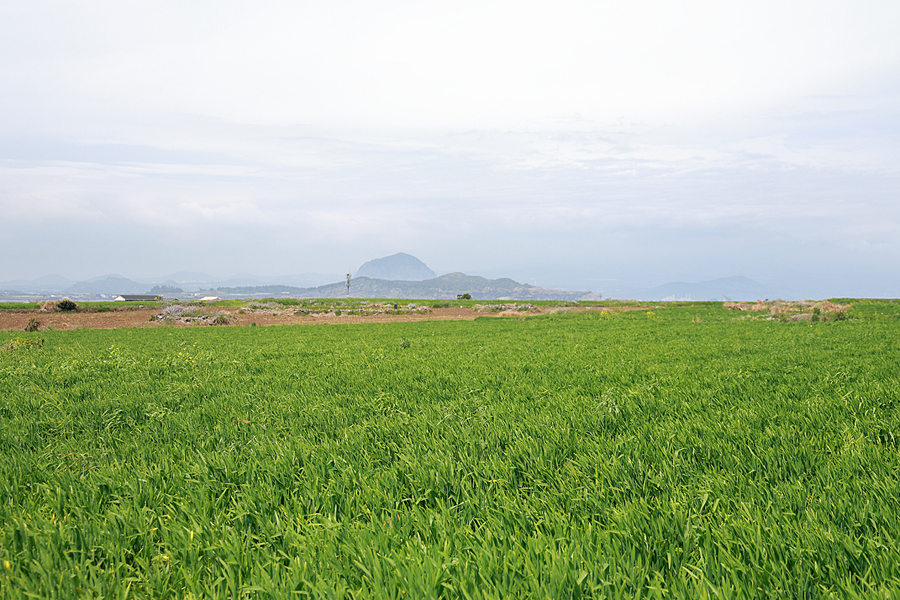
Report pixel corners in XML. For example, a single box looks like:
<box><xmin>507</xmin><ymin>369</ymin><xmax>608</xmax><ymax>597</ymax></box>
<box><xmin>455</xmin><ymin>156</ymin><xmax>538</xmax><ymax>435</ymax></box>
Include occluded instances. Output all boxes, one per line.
<box><xmin>57</xmin><ymin>298</ymin><xmax>77</xmax><ymax>312</ymax></box>
<box><xmin>24</xmin><ymin>318</ymin><xmax>41</xmax><ymax>332</ymax></box>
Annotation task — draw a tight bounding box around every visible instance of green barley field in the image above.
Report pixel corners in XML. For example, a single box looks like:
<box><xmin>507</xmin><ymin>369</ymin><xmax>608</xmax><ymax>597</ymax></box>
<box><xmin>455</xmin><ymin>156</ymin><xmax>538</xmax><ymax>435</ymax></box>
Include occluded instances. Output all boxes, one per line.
<box><xmin>2</xmin><ymin>301</ymin><xmax>899</xmax><ymax>598</ymax></box>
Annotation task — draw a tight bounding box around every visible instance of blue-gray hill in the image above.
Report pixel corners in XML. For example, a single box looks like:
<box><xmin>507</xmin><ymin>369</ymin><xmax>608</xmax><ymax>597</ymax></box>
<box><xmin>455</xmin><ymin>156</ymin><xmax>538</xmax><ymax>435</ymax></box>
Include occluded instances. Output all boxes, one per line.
<box><xmin>66</xmin><ymin>275</ymin><xmax>147</xmax><ymax>296</ymax></box>
<box><xmin>217</xmin><ymin>272</ymin><xmax>597</xmax><ymax>301</ymax></box>
<box><xmin>355</xmin><ymin>253</ymin><xmax>436</xmax><ymax>281</ymax></box>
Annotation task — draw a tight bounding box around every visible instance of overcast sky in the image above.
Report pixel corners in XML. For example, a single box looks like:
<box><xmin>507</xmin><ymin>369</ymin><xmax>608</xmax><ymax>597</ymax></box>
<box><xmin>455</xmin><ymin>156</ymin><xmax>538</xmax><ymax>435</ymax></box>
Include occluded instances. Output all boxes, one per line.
<box><xmin>2</xmin><ymin>1</ymin><xmax>899</xmax><ymax>297</ymax></box>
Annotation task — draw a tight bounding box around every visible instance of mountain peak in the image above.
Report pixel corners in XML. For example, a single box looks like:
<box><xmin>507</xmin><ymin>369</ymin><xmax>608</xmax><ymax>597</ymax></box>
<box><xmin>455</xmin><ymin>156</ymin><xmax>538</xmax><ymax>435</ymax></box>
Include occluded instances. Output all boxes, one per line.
<box><xmin>355</xmin><ymin>253</ymin><xmax>436</xmax><ymax>281</ymax></box>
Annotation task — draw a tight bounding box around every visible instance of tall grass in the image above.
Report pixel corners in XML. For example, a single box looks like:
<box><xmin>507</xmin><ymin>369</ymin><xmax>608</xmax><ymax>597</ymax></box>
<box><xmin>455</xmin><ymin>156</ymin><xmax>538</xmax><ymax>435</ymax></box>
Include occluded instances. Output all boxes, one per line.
<box><xmin>1</xmin><ymin>303</ymin><xmax>899</xmax><ymax>597</ymax></box>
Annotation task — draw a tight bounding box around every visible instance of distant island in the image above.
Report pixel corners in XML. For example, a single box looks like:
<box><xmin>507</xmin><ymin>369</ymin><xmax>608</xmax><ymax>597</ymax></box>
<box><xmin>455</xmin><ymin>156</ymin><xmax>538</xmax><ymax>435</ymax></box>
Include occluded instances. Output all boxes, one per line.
<box><xmin>209</xmin><ymin>253</ymin><xmax>597</xmax><ymax>300</ymax></box>
<box><xmin>216</xmin><ymin>272</ymin><xmax>598</xmax><ymax>301</ymax></box>
<box><xmin>2</xmin><ymin>252</ymin><xmax>796</xmax><ymax>302</ymax></box>
<box><xmin>355</xmin><ymin>252</ymin><xmax>436</xmax><ymax>281</ymax></box>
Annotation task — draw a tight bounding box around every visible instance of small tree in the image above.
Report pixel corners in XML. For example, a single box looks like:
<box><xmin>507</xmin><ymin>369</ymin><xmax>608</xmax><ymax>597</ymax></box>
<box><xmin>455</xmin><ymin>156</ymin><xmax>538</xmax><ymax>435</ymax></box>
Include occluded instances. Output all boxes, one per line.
<box><xmin>457</xmin><ymin>293</ymin><xmax>471</xmax><ymax>300</ymax></box>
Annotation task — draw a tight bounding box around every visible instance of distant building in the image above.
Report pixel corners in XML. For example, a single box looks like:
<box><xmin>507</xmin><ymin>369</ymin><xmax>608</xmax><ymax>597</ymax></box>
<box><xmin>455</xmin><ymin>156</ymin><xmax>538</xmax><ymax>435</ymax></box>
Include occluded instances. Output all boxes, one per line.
<box><xmin>114</xmin><ymin>295</ymin><xmax>161</xmax><ymax>302</ymax></box>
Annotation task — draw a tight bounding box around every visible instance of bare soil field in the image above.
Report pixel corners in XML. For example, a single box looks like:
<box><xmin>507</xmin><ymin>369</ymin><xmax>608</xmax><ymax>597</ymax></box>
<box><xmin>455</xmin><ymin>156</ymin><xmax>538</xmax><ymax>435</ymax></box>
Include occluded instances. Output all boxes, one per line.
<box><xmin>0</xmin><ymin>304</ymin><xmax>633</xmax><ymax>332</ymax></box>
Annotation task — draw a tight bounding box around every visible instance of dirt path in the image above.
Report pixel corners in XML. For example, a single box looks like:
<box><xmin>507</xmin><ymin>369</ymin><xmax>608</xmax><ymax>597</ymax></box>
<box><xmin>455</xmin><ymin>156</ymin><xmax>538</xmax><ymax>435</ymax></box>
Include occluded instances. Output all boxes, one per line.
<box><xmin>0</xmin><ymin>305</ymin><xmax>620</xmax><ymax>332</ymax></box>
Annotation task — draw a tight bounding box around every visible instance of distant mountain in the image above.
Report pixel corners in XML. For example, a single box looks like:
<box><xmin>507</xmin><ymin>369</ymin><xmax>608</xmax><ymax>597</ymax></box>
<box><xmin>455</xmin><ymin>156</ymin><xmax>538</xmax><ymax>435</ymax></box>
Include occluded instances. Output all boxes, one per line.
<box><xmin>149</xmin><ymin>271</ymin><xmax>215</xmax><ymax>284</ymax></box>
<box><xmin>66</xmin><ymin>275</ymin><xmax>147</xmax><ymax>295</ymax></box>
<box><xmin>32</xmin><ymin>274</ymin><xmax>76</xmax><ymax>287</ymax></box>
<box><xmin>356</xmin><ymin>253</ymin><xmax>436</xmax><ymax>281</ymax></box>
<box><xmin>637</xmin><ymin>276</ymin><xmax>786</xmax><ymax>301</ymax></box>
<box><xmin>217</xmin><ymin>272</ymin><xmax>597</xmax><ymax>301</ymax></box>
<box><xmin>0</xmin><ymin>274</ymin><xmax>74</xmax><ymax>292</ymax></box>
<box><xmin>150</xmin><ymin>271</ymin><xmax>343</xmax><ymax>290</ymax></box>
<box><xmin>3</xmin><ymin>271</ymin><xmax>346</xmax><ymax>296</ymax></box>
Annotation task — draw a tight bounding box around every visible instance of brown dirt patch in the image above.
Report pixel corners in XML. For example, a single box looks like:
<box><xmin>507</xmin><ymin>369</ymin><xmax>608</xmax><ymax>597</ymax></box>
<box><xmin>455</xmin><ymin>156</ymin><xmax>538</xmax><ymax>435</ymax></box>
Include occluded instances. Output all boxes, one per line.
<box><xmin>0</xmin><ymin>304</ymin><xmax>645</xmax><ymax>332</ymax></box>
<box><xmin>0</xmin><ymin>308</ymin><xmax>164</xmax><ymax>332</ymax></box>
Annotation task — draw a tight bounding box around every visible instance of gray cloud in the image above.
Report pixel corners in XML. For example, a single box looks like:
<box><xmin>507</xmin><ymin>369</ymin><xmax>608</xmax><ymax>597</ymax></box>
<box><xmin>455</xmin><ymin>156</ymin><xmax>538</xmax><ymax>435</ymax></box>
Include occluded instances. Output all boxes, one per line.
<box><xmin>1</xmin><ymin>2</ymin><xmax>898</xmax><ymax>298</ymax></box>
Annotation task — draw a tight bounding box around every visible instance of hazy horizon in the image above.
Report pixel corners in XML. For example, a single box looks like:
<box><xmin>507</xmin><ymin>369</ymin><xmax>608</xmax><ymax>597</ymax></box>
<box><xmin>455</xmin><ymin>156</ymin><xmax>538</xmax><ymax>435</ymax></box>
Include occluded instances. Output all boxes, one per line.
<box><xmin>0</xmin><ymin>262</ymin><xmax>852</xmax><ymax>302</ymax></box>
<box><xmin>3</xmin><ymin>2</ymin><xmax>899</xmax><ymax>299</ymax></box>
